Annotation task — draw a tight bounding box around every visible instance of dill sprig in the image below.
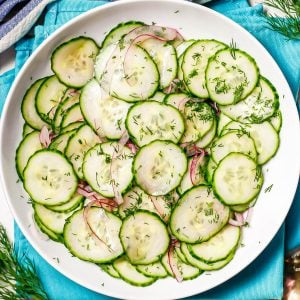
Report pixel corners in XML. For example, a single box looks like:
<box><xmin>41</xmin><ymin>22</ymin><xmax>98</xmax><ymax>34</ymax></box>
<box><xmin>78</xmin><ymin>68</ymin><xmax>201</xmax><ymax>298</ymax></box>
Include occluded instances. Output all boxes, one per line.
<box><xmin>264</xmin><ymin>0</ymin><xmax>300</xmax><ymax>40</ymax></box>
<box><xmin>0</xmin><ymin>224</ymin><xmax>48</xmax><ymax>300</ymax></box>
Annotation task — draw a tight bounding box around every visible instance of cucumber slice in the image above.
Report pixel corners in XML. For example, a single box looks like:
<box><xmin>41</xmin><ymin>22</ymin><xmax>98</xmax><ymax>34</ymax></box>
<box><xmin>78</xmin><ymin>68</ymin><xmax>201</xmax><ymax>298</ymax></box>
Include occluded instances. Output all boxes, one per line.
<box><xmin>177</xmin><ymin>55</ymin><xmax>185</xmax><ymax>82</ymax></box>
<box><xmin>49</xmin><ymin>130</ymin><xmax>76</xmax><ymax>153</ymax></box>
<box><xmin>217</xmin><ymin>113</ymin><xmax>232</xmax><ymax>136</ymax></box>
<box><xmin>61</xmin><ymin>104</ymin><xmax>84</xmax><ymax>129</ymax></box>
<box><xmin>231</xmin><ymin>197</ymin><xmax>257</xmax><ymax>212</ymax></box>
<box><xmin>83</xmin><ymin>142</ymin><xmax>134</xmax><ymax>197</ymax></box>
<box><xmin>177</xmin><ymin>156</ymin><xmax>208</xmax><ymax>195</ymax></box>
<box><xmin>182</xmin><ymin>39</ymin><xmax>227</xmax><ymax>98</ymax></box>
<box><xmin>206</xmin><ymin>48</ymin><xmax>259</xmax><ymax>105</ymax></box>
<box><xmin>61</xmin><ymin>121</ymin><xmax>83</xmax><ymax>133</ymax></box>
<box><xmin>80</xmin><ymin>79</ymin><xmax>131</xmax><ymax>139</ymax></box>
<box><xmin>161</xmin><ymin>250</ymin><xmax>201</xmax><ymax>280</ymax></box>
<box><xmin>196</xmin><ymin>119</ymin><xmax>217</xmax><ymax>148</ymax></box>
<box><xmin>189</xmin><ymin>225</ymin><xmax>240</xmax><ymax>263</ymax></box>
<box><xmin>45</xmin><ymin>193</ymin><xmax>83</xmax><ymax>212</ymax></box>
<box><xmin>126</xmin><ymin>101</ymin><xmax>184</xmax><ymax>147</ymax></box>
<box><xmin>100</xmin><ymin>44</ymin><xmax>159</xmax><ymax>102</ymax></box>
<box><xmin>16</xmin><ymin>131</ymin><xmax>42</xmax><ymax>180</ymax></box>
<box><xmin>22</xmin><ymin>123</ymin><xmax>35</xmax><ymax>137</ymax></box>
<box><xmin>34</xmin><ymin>213</ymin><xmax>63</xmax><ymax>242</ymax></box>
<box><xmin>34</xmin><ymin>203</ymin><xmax>80</xmax><ymax>234</ymax></box>
<box><xmin>101</xmin><ymin>21</ymin><xmax>144</xmax><ymax>48</ymax></box>
<box><xmin>211</xmin><ymin>131</ymin><xmax>257</xmax><ymax>164</ymax></box>
<box><xmin>181</xmin><ymin>243</ymin><xmax>234</xmax><ymax>271</ymax></box>
<box><xmin>180</xmin><ymin>101</ymin><xmax>215</xmax><ymax>143</ymax></box>
<box><xmin>21</xmin><ymin>77</ymin><xmax>49</xmax><ymax>130</ymax></box>
<box><xmin>136</xmin><ymin>262</ymin><xmax>168</xmax><ymax>278</ymax></box>
<box><xmin>176</xmin><ymin>40</ymin><xmax>196</xmax><ymax>58</ymax></box>
<box><xmin>113</xmin><ymin>256</ymin><xmax>157</xmax><ymax>287</ymax></box>
<box><xmin>133</xmin><ymin>140</ymin><xmax>187</xmax><ymax>196</ymax></box>
<box><xmin>148</xmin><ymin>91</ymin><xmax>166</xmax><ymax>102</ymax></box>
<box><xmin>23</xmin><ymin>150</ymin><xmax>78</xmax><ymax>206</ymax></box>
<box><xmin>269</xmin><ymin>110</ymin><xmax>282</xmax><ymax>132</ymax></box>
<box><xmin>175</xmin><ymin>247</ymin><xmax>188</xmax><ymax>264</ymax></box>
<box><xmin>120</xmin><ymin>210</ymin><xmax>170</xmax><ymax>264</ymax></box>
<box><xmin>141</xmin><ymin>38</ymin><xmax>177</xmax><ymax>88</ymax></box>
<box><xmin>170</xmin><ymin>185</ymin><xmax>230</xmax><ymax>243</ymax></box>
<box><xmin>65</xmin><ymin>124</ymin><xmax>101</xmax><ymax>179</ymax></box>
<box><xmin>220</xmin><ymin>77</ymin><xmax>279</xmax><ymax>123</ymax></box>
<box><xmin>36</xmin><ymin>75</ymin><xmax>68</xmax><ymax>124</ymax></box>
<box><xmin>205</xmin><ymin>157</ymin><xmax>217</xmax><ymax>183</ymax></box>
<box><xmin>64</xmin><ymin>208</ymin><xmax>123</xmax><ymax>263</ymax></box>
<box><xmin>119</xmin><ymin>186</ymin><xmax>173</xmax><ymax>222</ymax></box>
<box><xmin>213</xmin><ymin>152</ymin><xmax>263</xmax><ymax>205</ymax></box>
<box><xmin>51</xmin><ymin>37</ymin><xmax>99</xmax><ymax>88</ymax></box>
<box><xmin>222</xmin><ymin>121</ymin><xmax>279</xmax><ymax>164</ymax></box>
<box><xmin>99</xmin><ymin>264</ymin><xmax>120</xmax><ymax>279</ymax></box>
<box><xmin>164</xmin><ymin>92</ymin><xmax>189</xmax><ymax>108</ymax></box>
<box><xmin>53</xmin><ymin>89</ymin><xmax>80</xmax><ymax>131</ymax></box>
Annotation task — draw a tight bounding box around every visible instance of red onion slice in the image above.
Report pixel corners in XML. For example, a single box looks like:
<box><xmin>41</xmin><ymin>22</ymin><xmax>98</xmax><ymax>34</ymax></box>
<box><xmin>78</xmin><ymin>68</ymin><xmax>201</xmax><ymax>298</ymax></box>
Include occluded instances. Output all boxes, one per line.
<box><xmin>168</xmin><ymin>245</ymin><xmax>183</xmax><ymax>282</ymax></box>
<box><xmin>126</xmin><ymin>141</ymin><xmax>138</xmax><ymax>154</ymax></box>
<box><xmin>190</xmin><ymin>150</ymin><xmax>205</xmax><ymax>186</ymax></box>
<box><xmin>149</xmin><ymin>195</ymin><xmax>168</xmax><ymax>222</ymax></box>
<box><xmin>228</xmin><ymin>218</ymin><xmax>244</xmax><ymax>227</ymax></box>
<box><xmin>39</xmin><ymin>126</ymin><xmax>52</xmax><ymax>148</ymax></box>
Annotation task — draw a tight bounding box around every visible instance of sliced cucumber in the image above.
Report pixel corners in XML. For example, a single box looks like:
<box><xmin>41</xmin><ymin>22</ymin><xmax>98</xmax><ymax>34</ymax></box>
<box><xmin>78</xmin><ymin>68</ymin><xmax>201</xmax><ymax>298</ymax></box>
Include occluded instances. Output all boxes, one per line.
<box><xmin>120</xmin><ymin>210</ymin><xmax>170</xmax><ymax>264</ymax></box>
<box><xmin>220</xmin><ymin>76</ymin><xmax>279</xmax><ymax>123</ymax></box>
<box><xmin>101</xmin><ymin>21</ymin><xmax>144</xmax><ymax>48</ymax></box>
<box><xmin>34</xmin><ymin>213</ymin><xmax>63</xmax><ymax>242</ymax></box>
<box><xmin>177</xmin><ymin>156</ymin><xmax>208</xmax><ymax>195</ymax></box>
<box><xmin>164</xmin><ymin>92</ymin><xmax>189</xmax><ymax>108</ymax></box>
<box><xmin>217</xmin><ymin>112</ymin><xmax>232</xmax><ymax>136</ymax></box>
<box><xmin>141</xmin><ymin>38</ymin><xmax>177</xmax><ymax>89</ymax></box>
<box><xmin>170</xmin><ymin>185</ymin><xmax>230</xmax><ymax>243</ymax></box>
<box><xmin>21</xmin><ymin>77</ymin><xmax>49</xmax><ymax>130</ymax></box>
<box><xmin>161</xmin><ymin>250</ymin><xmax>201</xmax><ymax>280</ymax></box>
<box><xmin>231</xmin><ymin>197</ymin><xmax>257</xmax><ymax>212</ymax></box>
<box><xmin>100</xmin><ymin>44</ymin><xmax>159</xmax><ymax>102</ymax></box>
<box><xmin>61</xmin><ymin>121</ymin><xmax>83</xmax><ymax>133</ymax></box>
<box><xmin>51</xmin><ymin>37</ymin><xmax>99</xmax><ymax>88</ymax></box>
<box><xmin>181</xmin><ymin>243</ymin><xmax>234</xmax><ymax>271</ymax></box>
<box><xmin>99</xmin><ymin>264</ymin><xmax>120</xmax><ymax>279</ymax></box>
<box><xmin>189</xmin><ymin>225</ymin><xmax>240</xmax><ymax>263</ymax></box>
<box><xmin>53</xmin><ymin>89</ymin><xmax>80</xmax><ymax>131</ymax></box>
<box><xmin>211</xmin><ymin>131</ymin><xmax>257</xmax><ymax>164</ymax></box>
<box><xmin>36</xmin><ymin>75</ymin><xmax>68</xmax><ymax>124</ymax></box>
<box><xmin>180</xmin><ymin>101</ymin><xmax>215</xmax><ymax>143</ymax></box>
<box><xmin>80</xmin><ymin>79</ymin><xmax>131</xmax><ymax>139</ymax></box>
<box><xmin>64</xmin><ymin>208</ymin><xmax>123</xmax><ymax>263</ymax></box>
<box><xmin>23</xmin><ymin>150</ymin><xmax>78</xmax><ymax>206</ymax></box>
<box><xmin>182</xmin><ymin>39</ymin><xmax>227</xmax><ymax>98</ymax></box>
<box><xmin>45</xmin><ymin>193</ymin><xmax>83</xmax><ymax>212</ymax></box>
<box><xmin>148</xmin><ymin>91</ymin><xmax>166</xmax><ymax>102</ymax></box>
<box><xmin>126</xmin><ymin>101</ymin><xmax>184</xmax><ymax>147</ymax></box>
<box><xmin>16</xmin><ymin>131</ymin><xmax>42</xmax><ymax>180</ymax></box>
<box><xmin>205</xmin><ymin>157</ymin><xmax>217</xmax><ymax>183</ymax></box>
<box><xmin>22</xmin><ymin>123</ymin><xmax>35</xmax><ymax>137</ymax></box>
<box><xmin>133</xmin><ymin>140</ymin><xmax>187</xmax><ymax>196</ymax></box>
<box><xmin>34</xmin><ymin>203</ymin><xmax>80</xmax><ymax>234</ymax></box>
<box><xmin>176</xmin><ymin>40</ymin><xmax>196</xmax><ymax>58</ymax></box>
<box><xmin>213</xmin><ymin>152</ymin><xmax>263</xmax><ymax>205</ymax></box>
<box><xmin>222</xmin><ymin>121</ymin><xmax>279</xmax><ymax>164</ymax></box>
<box><xmin>113</xmin><ymin>256</ymin><xmax>157</xmax><ymax>287</ymax></box>
<box><xmin>175</xmin><ymin>246</ymin><xmax>188</xmax><ymax>264</ymax></box>
<box><xmin>269</xmin><ymin>110</ymin><xmax>282</xmax><ymax>132</ymax></box>
<box><xmin>83</xmin><ymin>142</ymin><xmax>134</xmax><ymax>197</ymax></box>
<box><xmin>206</xmin><ymin>48</ymin><xmax>259</xmax><ymax>105</ymax></box>
<box><xmin>136</xmin><ymin>261</ymin><xmax>168</xmax><ymax>278</ymax></box>
<box><xmin>49</xmin><ymin>130</ymin><xmax>76</xmax><ymax>153</ymax></box>
<box><xmin>196</xmin><ymin>119</ymin><xmax>217</xmax><ymax>148</ymax></box>
<box><xmin>61</xmin><ymin>104</ymin><xmax>83</xmax><ymax>129</ymax></box>
<box><xmin>65</xmin><ymin>124</ymin><xmax>101</xmax><ymax>179</ymax></box>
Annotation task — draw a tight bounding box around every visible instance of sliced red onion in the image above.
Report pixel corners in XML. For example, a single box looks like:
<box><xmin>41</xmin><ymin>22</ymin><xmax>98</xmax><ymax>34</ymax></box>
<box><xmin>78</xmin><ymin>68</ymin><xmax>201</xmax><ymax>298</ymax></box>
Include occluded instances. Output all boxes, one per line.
<box><xmin>184</xmin><ymin>144</ymin><xmax>206</xmax><ymax>157</ymax></box>
<box><xmin>209</xmin><ymin>101</ymin><xmax>220</xmax><ymax>116</ymax></box>
<box><xmin>190</xmin><ymin>150</ymin><xmax>205</xmax><ymax>185</ymax></box>
<box><xmin>168</xmin><ymin>245</ymin><xmax>183</xmax><ymax>282</ymax></box>
<box><xmin>234</xmin><ymin>212</ymin><xmax>244</xmax><ymax>223</ymax></box>
<box><xmin>178</xmin><ymin>97</ymin><xmax>190</xmax><ymax>112</ymax></box>
<box><xmin>77</xmin><ymin>186</ymin><xmax>97</xmax><ymax>198</ymax></box>
<box><xmin>149</xmin><ymin>195</ymin><xmax>167</xmax><ymax>222</ymax></box>
<box><xmin>228</xmin><ymin>218</ymin><xmax>244</xmax><ymax>227</ymax></box>
<box><xmin>126</xmin><ymin>141</ymin><xmax>138</xmax><ymax>154</ymax></box>
<box><xmin>39</xmin><ymin>126</ymin><xmax>52</xmax><ymax>148</ymax></box>
<box><xmin>243</xmin><ymin>207</ymin><xmax>253</xmax><ymax>222</ymax></box>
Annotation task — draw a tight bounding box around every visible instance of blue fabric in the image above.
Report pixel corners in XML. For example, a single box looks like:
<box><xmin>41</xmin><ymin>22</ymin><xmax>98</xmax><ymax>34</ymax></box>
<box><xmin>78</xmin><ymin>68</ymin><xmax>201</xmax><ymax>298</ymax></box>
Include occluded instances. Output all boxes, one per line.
<box><xmin>0</xmin><ymin>0</ymin><xmax>298</xmax><ymax>299</ymax></box>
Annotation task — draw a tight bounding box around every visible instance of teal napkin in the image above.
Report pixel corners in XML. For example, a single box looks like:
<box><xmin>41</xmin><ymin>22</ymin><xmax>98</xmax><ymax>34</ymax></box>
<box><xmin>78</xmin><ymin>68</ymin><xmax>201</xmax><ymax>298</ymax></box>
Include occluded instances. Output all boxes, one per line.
<box><xmin>0</xmin><ymin>0</ymin><xmax>299</xmax><ymax>299</ymax></box>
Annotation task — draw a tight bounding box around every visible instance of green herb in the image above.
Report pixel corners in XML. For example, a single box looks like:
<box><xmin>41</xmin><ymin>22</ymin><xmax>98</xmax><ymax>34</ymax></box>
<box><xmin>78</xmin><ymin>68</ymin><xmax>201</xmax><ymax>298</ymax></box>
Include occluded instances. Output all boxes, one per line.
<box><xmin>264</xmin><ymin>183</ymin><xmax>274</xmax><ymax>193</ymax></box>
<box><xmin>0</xmin><ymin>224</ymin><xmax>48</xmax><ymax>299</ymax></box>
<box><xmin>229</xmin><ymin>39</ymin><xmax>238</xmax><ymax>59</ymax></box>
<box><xmin>264</xmin><ymin>0</ymin><xmax>300</xmax><ymax>40</ymax></box>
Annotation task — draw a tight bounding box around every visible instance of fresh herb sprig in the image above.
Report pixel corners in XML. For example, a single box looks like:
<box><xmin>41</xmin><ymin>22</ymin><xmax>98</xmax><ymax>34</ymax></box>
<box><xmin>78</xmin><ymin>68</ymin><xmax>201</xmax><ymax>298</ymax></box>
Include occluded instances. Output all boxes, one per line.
<box><xmin>264</xmin><ymin>0</ymin><xmax>300</xmax><ymax>40</ymax></box>
<box><xmin>0</xmin><ymin>224</ymin><xmax>48</xmax><ymax>300</ymax></box>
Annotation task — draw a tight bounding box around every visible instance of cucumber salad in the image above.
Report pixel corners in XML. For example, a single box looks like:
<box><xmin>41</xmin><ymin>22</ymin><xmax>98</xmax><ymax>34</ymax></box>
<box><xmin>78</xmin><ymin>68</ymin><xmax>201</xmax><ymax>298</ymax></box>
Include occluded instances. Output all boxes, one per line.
<box><xmin>16</xmin><ymin>21</ymin><xmax>281</xmax><ymax>286</ymax></box>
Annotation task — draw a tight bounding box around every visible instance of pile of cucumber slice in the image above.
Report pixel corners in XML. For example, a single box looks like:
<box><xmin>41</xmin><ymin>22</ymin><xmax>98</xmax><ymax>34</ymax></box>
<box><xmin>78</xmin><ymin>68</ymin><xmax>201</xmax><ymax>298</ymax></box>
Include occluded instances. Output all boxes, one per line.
<box><xmin>16</xmin><ymin>21</ymin><xmax>281</xmax><ymax>286</ymax></box>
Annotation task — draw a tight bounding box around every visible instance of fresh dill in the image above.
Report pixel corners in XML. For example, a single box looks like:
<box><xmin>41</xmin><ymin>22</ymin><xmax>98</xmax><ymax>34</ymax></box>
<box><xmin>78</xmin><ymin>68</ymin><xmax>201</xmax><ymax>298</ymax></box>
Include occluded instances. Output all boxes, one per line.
<box><xmin>264</xmin><ymin>184</ymin><xmax>274</xmax><ymax>193</ymax></box>
<box><xmin>229</xmin><ymin>39</ymin><xmax>238</xmax><ymax>59</ymax></box>
<box><xmin>0</xmin><ymin>224</ymin><xmax>48</xmax><ymax>300</ymax></box>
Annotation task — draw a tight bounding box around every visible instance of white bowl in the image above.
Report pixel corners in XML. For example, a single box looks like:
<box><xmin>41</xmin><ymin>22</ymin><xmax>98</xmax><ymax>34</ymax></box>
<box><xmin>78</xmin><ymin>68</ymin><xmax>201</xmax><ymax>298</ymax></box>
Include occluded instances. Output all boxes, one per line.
<box><xmin>1</xmin><ymin>0</ymin><xmax>299</xmax><ymax>299</ymax></box>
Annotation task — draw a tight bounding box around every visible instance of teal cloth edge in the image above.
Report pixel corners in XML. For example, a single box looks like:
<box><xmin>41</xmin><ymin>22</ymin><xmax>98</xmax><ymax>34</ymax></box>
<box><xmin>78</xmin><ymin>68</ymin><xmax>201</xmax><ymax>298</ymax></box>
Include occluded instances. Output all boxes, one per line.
<box><xmin>0</xmin><ymin>0</ymin><xmax>299</xmax><ymax>298</ymax></box>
